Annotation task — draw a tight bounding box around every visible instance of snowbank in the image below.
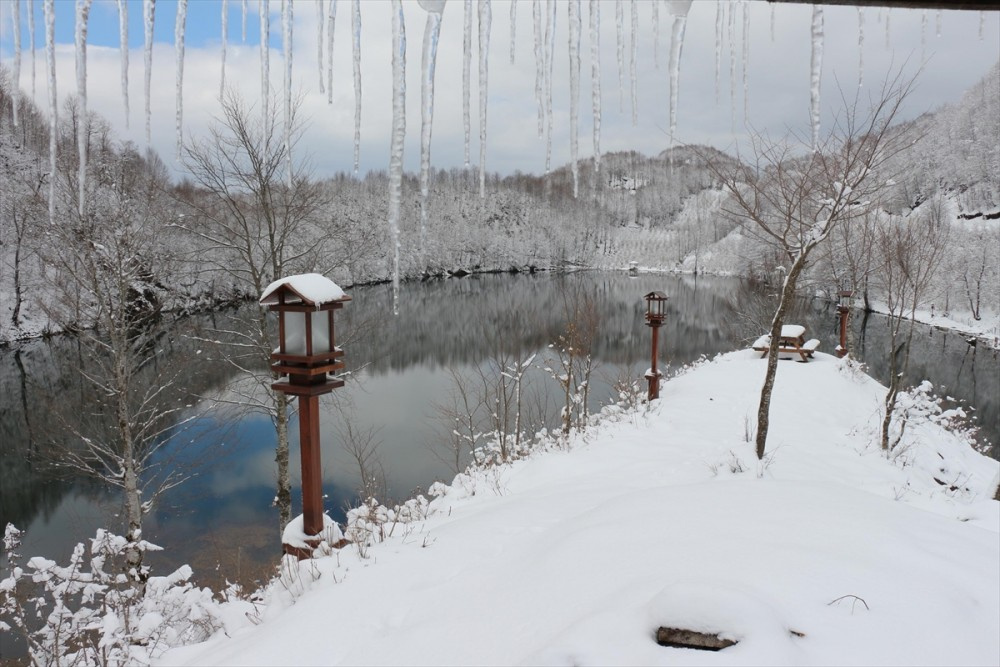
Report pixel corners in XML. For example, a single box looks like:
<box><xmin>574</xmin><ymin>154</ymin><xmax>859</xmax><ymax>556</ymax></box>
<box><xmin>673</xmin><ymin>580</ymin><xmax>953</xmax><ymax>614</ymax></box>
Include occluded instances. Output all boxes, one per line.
<box><xmin>161</xmin><ymin>352</ymin><xmax>999</xmax><ymax>666</ymax></box>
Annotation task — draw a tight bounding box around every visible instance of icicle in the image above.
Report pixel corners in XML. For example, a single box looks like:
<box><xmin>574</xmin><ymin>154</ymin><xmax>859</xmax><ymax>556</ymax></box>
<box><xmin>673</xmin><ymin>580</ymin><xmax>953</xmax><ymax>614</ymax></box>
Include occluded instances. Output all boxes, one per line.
<box><xmin>568</xmin><ymin>0</ymin><xmax>581</xmax><ymax>198</ymax></box>
<box><xmin>728</xmin><ymin>0</ymin><xmax>735</xmax><ymax>130</ymax></box>
<box><xmin>221</xmin><ymin>0</ymin><xmax>228</xmax><ymax>98</ymax></box>
<box><xmin>810</xmin><ymin>5</ymin><xmax>823</xmax><ymax>152</ymax></box>
<box><xmin>936</xmin><ymin>10</ymin><xmax>941</xmax><ymax>38</ymax></box>
<box><xmin>857</xmin><ymin>7</ymin><xmax>863</xmax><ymax>89</ymax></box>
<box><xmin>316</xmin><ymin>0</ymin><xmax>325</xmax><ymax>94</ymax></box>
<box><xmin>76</xmin><ymin>0</ymin><xmax>93</xmax><ymax>217</ymax></box>
<box><xmin>351</xmin><ymin>0</ymin><xmax>361</xmax><ymax>175</ymax></box>
<box><xmin>741</xmin><ymin>0</ymin><xmax>748</xmax><ymax>125</ymax></box>
<box><xmin>615</xmin><ymin>0</ymin><xmax>624</xmax><ymax>112</ymax></box>
<box><xmin>884</xmin><ymin>9</ymin><xmax>890</xmax><ymax>50</ymax></box>
<box><xmin>478</xmin><ymin>0</ymin><xmax>491</xmax><ymax>198</ymax></box>
<box><xmin>327</xmin><ymin>0</ymin><xmax>337</xmax><ymax>104</ymax></box>
<box><xmin>282</xmin><ymin>0</ymin><xmax>293</xmax><ymax>187</ymax></box>
<box><xmin>117</xmin><ymin>0</ymin><xmax>129</xmax><ymax>128</ymax></box>
<box><xmin>769</xmin><ymin>2</ymin><xmax>774</xmax><ymax>41</ymax></box>
<box><xmin>509</xmin><ymin>0</ymin><xmax>516</xmax><ymax>64</ymax></box>
<box><xmin>714</xmin><ymin>1</ymin><xmax>721</xmax><ymax>104</ymax></box>
<box><xmin>28</xmin><ymin>0</ymin><xmax>36</xmax><ymax>102</ymax></box>
<box><xmin>921</xmin><ymin>10</ymin><xmax>926</xmax><ymax>58</ymax></box>
<box><xmin>175</xmin><ymin>0</ymin><xmax>187</xmax><ymax>161</ymax></box>
<box><xmin>533</xmin><ymin>0</ymin><xmax>543</xmax><ymax>137</ymax></box>
<box><xmin>12</xmin><ymin>0</ymin><xmax>21</xmax><ymax>128</ymax></box>
<box><xmin>652</xmin><ymin>0</ymin><xmax>659</xmax><ymax>70</ymax></box>
<box><xmin>418</xmin><ymin>0</ymin><xmax>444</xmax><ymax>253</ymax></box>
<box><xmin>144</xmin><ymin>0</ymin><xmax>156</xmax><ymax>144</ymax></box>
<box><xmin>980</xmin><ymin>11</ymin><xmax>985</xmax><ymax>41</ymax></box>
<box><xmin>463</xmin><ymin>0</ymin><xmax>472</xmax><ymax>168</ymax></box>
<box><xmin>45</xmin><ymin>0</ymin><xmax>56</xmax><ymax>223</ymax></box>
<box><xmin>544</xmin><ymin>0</ymin><xmax>555</xmax><ymax>174</ymax></box>
<box><xmin>242</xmin><ymin>0</ymin><xmax>247</xmax><ymax>41</ymax></box>
<box><xmin>260</xmin><ymin>0</ymin><xmax>270</xmax><ymax>123</ymax></box>
<box><xmin>668</xmin><ymin>1</ymin><xmax>691</xmax><ymax>144</ymax></box>
<box><xmin>387</xmin><ymin>0</ymin><xmax>406</xmax><ymax>314</ymax></box>
<box><xmin>589</xmin><ymin>0</ymin><xmax>601</xmax><ymax>177</ymax></box>
<box><xmin>629</xmin><ymin>0</ymin><xmax>637</xmax><ymax>126</ymax></box>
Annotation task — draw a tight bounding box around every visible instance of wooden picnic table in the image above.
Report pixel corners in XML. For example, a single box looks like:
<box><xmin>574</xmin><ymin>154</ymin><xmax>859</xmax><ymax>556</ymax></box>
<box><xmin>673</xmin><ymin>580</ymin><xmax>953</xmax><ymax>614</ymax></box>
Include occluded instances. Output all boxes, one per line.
<box><xmin>752</xmin><ymin>325</ymin><xmax>821</xmax><ymax>362</ymax></box>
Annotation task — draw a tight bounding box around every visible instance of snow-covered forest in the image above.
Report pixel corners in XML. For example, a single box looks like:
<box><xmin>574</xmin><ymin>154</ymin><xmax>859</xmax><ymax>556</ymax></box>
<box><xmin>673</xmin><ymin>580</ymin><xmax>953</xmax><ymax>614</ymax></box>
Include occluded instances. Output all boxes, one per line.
<box><xmin>1</xmin><ymin>61</ymin><xmax>998</xmax><ymax>344</ymax></box>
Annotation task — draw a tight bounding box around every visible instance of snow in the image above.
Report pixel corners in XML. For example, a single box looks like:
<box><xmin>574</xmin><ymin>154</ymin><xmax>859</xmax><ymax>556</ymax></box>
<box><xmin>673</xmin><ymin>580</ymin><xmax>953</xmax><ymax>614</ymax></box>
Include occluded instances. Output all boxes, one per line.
<box><xmin>281</xmin><ymin>514</ymin><xmax>344</xmax><ymax>549</ymax></box>
<box><xmin>259</xmin><ymin>273</ymin><xmax>347</xmax><ymax>306</ymax></box>
<box><xmin>161</xmin><ymin>352</ymin><xmax>999</xmax><ymax>666</ymax></box>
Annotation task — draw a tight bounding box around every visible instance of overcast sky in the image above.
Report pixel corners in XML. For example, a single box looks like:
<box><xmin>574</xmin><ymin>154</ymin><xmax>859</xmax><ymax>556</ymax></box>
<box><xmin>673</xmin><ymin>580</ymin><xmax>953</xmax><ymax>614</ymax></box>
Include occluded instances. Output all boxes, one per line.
<box><xmin>1</xmin><ymin>1</ymin><xmax>998</xmax><ymax>181</ymax></box>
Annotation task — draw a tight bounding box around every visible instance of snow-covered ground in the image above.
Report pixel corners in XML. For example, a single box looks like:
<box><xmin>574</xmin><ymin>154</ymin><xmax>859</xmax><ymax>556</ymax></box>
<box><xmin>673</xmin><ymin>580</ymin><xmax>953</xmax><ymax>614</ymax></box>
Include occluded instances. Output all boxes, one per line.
<box><xmin>161</xmin><ymin>351</ymin><xmax>999</xmax><ymax>667</ymax></box>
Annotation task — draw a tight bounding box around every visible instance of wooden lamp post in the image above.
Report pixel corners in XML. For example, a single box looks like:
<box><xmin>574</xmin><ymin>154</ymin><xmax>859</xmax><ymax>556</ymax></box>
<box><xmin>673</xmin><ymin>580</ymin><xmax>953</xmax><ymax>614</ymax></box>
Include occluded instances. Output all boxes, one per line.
<box><xmin>836</xmin><ymin>289</ymin><xmax>853</xmax><ymax>358</ymax></box>
<box><xmin>260</xmin><ymin>274</ymin><xmax>350</xmax><ymax>558</ymax></box>
<box><xmin>643</xmin><ymin>291</ymin><xmax>669</xmax><ymax>401</ymax></box>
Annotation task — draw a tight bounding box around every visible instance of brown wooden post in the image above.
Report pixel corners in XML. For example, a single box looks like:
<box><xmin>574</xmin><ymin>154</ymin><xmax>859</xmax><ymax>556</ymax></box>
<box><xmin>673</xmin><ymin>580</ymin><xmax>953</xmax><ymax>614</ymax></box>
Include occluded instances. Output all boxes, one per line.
<box><xmin>838</xmin><ymin>306</ymin><xmax>849</xmax><ymax>358</ymax></box>
<box><xmin>298</xmin><ymin>393</ymin><xmax>324</xmax><ymax>536</ymax></box>
<box><xmin>648</xmin><ymin>325</ymin><xmax>660</xmax><ymax>400</ymax></box>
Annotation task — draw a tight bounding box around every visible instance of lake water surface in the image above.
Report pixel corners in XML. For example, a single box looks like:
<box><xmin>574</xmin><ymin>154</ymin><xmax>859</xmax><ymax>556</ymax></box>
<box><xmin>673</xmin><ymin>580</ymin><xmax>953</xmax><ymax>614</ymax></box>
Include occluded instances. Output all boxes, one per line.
<box><xmin>1</xmin><ymin>271</ymin><xmax>996</xmax><ymax>593</ymax></box>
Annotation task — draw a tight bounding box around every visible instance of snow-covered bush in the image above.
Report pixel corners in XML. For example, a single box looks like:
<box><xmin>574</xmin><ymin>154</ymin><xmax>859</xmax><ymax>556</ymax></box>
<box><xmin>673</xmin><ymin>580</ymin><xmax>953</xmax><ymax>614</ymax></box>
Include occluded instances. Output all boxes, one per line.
<box><xmin>0</xmin><ymin>525</ymin><xmax>224</xmax><ymax>666</ymax></box>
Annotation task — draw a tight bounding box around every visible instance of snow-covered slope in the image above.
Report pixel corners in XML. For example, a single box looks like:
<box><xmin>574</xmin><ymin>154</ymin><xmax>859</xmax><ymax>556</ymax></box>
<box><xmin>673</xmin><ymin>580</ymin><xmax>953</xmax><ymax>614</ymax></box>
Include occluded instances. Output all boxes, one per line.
<box><xmin>162</xmin><ymin>351</ymin><xmax>999</xmax><ymax>667</ymax></box>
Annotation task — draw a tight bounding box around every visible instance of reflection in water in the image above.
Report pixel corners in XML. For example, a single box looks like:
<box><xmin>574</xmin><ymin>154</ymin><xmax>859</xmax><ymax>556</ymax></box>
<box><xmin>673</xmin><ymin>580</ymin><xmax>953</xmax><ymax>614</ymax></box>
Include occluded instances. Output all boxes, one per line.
<box><xmin>1</xmin><ymin>272</ymin><xmax>996</xmax><ymax>591</ymax></box>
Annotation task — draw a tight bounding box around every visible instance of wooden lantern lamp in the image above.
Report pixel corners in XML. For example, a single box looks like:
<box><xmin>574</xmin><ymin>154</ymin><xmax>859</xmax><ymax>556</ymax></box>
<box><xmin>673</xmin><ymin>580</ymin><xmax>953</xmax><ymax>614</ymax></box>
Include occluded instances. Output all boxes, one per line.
<box><xmin>643</xmin><ymin>291</ymin><xmax>669</xmax><ymax>401</ymax></box>
<box><xmin>260</xmin><ymin>273</ymin><xmax>351</xmax><ymax>557</ymax></box>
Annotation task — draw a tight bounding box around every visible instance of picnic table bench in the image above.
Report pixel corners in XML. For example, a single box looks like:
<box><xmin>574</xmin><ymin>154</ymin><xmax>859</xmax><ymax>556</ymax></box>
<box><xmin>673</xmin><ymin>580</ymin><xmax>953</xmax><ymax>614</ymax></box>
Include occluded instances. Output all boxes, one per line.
<box><xmin>752</xmin><ymin>325</ymin><xmax>820</xmax><ymax>362</ymax></box>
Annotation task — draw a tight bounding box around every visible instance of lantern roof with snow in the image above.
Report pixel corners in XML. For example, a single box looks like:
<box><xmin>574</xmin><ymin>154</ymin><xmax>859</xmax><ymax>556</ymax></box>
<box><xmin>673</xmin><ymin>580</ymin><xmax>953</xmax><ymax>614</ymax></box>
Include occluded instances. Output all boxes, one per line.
<box><xmin>260</xmin><ymin>273</ymin><xmax>349</xmax><ymax>307</ymax></box>
<box><xmin>644</xmin><ymin>291</ymin><xmax>669</xmax><ymax>302</ymax></box>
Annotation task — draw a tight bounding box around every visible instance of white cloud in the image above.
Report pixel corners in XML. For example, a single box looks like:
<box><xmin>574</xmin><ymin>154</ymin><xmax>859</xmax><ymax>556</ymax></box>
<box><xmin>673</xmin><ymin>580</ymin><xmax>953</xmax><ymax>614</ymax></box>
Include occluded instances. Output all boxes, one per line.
<box><xmin>1</xmin><ymin>1</ymin><xmax>997</xmax><ymax>182</ymax></box>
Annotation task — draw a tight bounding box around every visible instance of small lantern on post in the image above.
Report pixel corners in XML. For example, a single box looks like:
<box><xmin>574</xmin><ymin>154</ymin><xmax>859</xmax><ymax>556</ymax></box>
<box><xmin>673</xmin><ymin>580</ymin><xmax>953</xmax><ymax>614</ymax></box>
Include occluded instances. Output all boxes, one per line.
<box><xmin>260</xmin><ymin>273</ymin><xmax>351</xmax><ymax>559</ymax></box>
<box><xmin>836</xmin><ymin>289</ymin><xmax>853</xmax><ymax>358</ymax></box>
<box><xmin>643</xmin><ymin>291</ymin><xmax>669</xmax><ymax>401</ymax></box>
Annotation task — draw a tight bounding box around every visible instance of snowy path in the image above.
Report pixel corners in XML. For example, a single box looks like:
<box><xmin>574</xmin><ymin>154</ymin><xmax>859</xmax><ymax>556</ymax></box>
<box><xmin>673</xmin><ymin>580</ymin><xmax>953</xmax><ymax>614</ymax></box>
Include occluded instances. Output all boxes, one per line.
<box><xmin>162</xmin><ymin>352</ymin><xmax>999</xmax><ymax>666</ymax></box>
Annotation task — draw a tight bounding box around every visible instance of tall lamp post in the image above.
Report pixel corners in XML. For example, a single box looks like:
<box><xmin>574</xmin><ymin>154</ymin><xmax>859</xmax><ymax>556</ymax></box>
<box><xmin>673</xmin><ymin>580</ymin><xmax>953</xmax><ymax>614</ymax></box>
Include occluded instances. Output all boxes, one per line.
<box><xmin>260</xmin><ymin>274</ymin><xmax>351</xmax><ymax>558</ymax></box>
<box><xmin>643</xmin><ymin>291</ymin><xmax>669</xmax><ymax>401</ymax></box>
<box><xmin>836</xmin><ymin>289</ymin><xmax>853</xmax><ymax>358</ymax></box>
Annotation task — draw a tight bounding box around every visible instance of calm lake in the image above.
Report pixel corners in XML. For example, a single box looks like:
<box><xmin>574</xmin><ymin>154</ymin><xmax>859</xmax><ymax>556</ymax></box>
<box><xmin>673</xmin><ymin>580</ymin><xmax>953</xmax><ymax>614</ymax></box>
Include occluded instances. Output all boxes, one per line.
<box><xmin>1</xmin><ymin>271</ymin><xmax>997</xmax><ymax>590</ymax></box>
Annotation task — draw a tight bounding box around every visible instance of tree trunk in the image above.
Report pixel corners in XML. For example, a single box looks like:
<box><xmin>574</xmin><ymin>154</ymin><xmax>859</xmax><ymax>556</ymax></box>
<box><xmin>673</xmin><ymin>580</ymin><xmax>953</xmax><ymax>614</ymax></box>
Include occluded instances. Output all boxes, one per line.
<box><xmin>755</xmin><ymin>255</ymin><xmax>809</xmax><ymax>460</ymax></box>
<box><xmin>275</xmin><ymin>392</ymin><xmax>292</xmax><ymax>532</ymax></box>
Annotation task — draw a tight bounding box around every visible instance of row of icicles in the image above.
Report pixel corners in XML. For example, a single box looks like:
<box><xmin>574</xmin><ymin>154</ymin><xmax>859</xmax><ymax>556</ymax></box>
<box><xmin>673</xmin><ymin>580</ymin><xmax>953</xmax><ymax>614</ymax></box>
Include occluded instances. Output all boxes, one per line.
<box><xmin>5</xmin><ymin>1</ymin><xmax>984</xmax><ymax>307</ymax></box>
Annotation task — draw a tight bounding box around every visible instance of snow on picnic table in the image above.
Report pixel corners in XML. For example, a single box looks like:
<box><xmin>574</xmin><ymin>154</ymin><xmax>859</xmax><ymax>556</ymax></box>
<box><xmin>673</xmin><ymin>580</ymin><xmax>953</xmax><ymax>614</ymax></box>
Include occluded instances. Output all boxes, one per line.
<box><xmin>162</xmin><ymin>351</ymin><xmax>999</xmax><ymax>667</ymax></box>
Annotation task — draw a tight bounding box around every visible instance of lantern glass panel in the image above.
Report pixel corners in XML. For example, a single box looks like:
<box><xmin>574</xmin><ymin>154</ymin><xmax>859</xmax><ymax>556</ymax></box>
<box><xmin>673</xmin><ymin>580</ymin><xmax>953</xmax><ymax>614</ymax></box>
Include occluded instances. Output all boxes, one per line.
<box><xmin>283</xmin><ymin>311</ymin><xmax>332</xmax><ymax>356</ymax></box>
<box><xmin>284</xmin><ymin>311</ymin><xmax>307</xmax><ymax>356</ymax></box>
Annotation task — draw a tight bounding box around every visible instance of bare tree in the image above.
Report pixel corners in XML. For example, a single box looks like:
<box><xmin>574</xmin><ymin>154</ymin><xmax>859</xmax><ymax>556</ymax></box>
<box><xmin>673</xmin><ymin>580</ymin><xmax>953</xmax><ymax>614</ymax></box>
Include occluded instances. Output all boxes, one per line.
<box><xmin>176</xmin><ymin>91</ymin><xmax>333</xmax><ymax>532</ymax></box>
<box><xmin>40</xmin><ymin>137</ymin><xmax>196</xmax><ymax>590</ymax></box>
<box><xmin>705</xmin><ymin>74</ymin><xmax>916</xmax><ymax>459</ymax></box>
<box><xmin>875</xmin><ymin>202</ymin><xmax>948</xmax><ymax>452</ymax></box>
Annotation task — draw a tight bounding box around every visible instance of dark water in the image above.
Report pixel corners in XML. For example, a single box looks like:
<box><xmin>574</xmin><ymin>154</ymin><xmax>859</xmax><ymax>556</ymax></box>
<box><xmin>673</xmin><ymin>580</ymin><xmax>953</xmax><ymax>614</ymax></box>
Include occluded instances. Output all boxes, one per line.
<box><xmin>1</xmin><ymin>272</ymin><xmax>997</xmax><ymax>598</ymax></box>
